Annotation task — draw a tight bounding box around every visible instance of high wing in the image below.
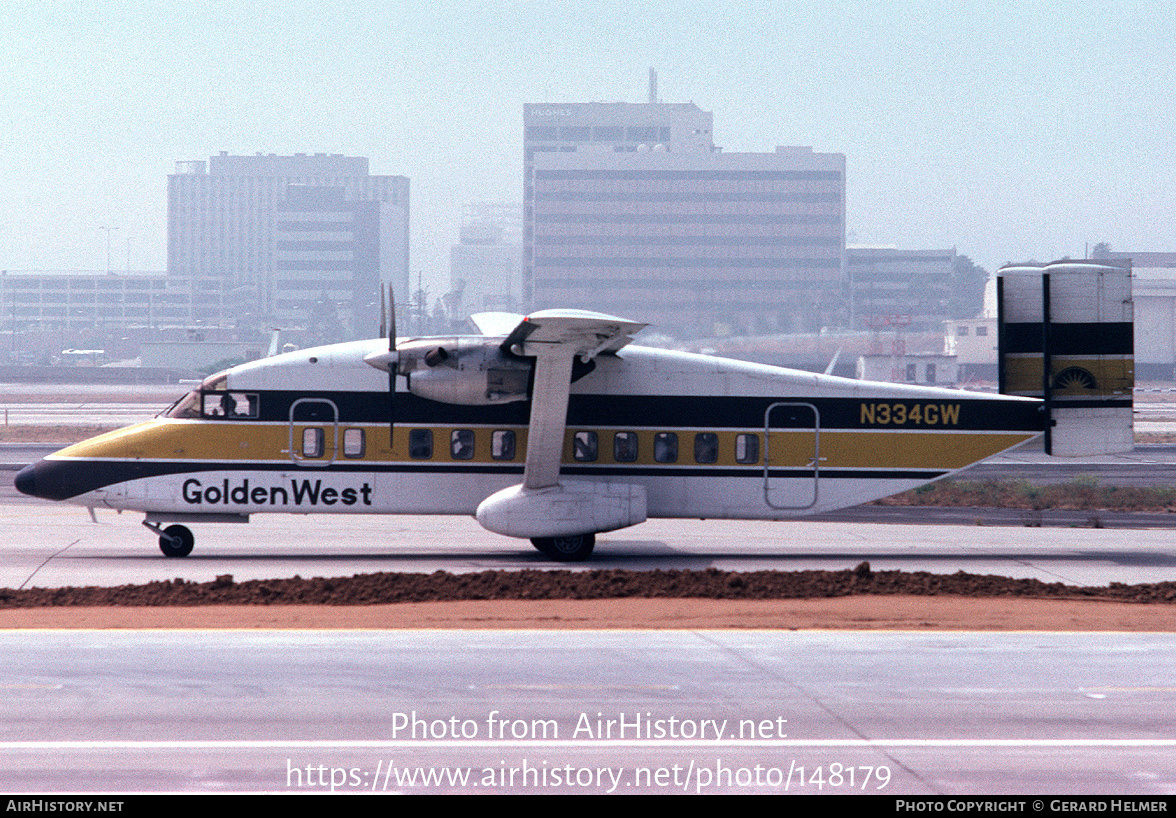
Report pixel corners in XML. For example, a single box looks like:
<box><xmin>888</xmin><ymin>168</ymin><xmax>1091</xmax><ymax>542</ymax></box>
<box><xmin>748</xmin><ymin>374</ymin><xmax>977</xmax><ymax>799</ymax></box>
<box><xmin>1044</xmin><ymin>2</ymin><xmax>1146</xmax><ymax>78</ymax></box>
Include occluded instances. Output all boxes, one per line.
<box><xmin>465</xmin><ymin>311</ymin><xmax>525</xmax><ymax>337</ymax></box>
<box><xmin>473</xmin><ymin>310</ymin><xmax>649</xmax><ymax>552</ymax></box>
<box><xmin>503</xmin><ymin>309</ymin><xmax>647</xmax><ymax>489</ymax></box>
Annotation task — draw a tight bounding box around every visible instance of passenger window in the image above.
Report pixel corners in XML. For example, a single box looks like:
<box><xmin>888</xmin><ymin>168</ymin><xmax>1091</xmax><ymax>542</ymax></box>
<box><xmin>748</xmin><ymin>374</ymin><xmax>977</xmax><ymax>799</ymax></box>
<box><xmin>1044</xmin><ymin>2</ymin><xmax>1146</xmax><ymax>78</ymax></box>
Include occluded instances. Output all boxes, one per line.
<box><xmin>694</xmin><ymin>433</ymin><xmax>718</xmax><ymax>464</ymax></box>
<box><xmin>451</xmin><ymin>429</ymin><xmax>475</xmax><ymax>460</ymax></box>
<box><xmin>613</xmin><ymin>431</ymin><xmax>638</xmax><ymax>462</ymax></box>
<box><xmin>492</xmin><ymin>430</ymin><xmax>516</xmax><ymax>460</ymax></box>
<box><xmin>735</xmin><ymin>433</ymin><xmax>760</xmax><ymax>464</ymax></box>
<box><xmin>409</xmin><ymin>429</ymin><xmax>433</xmax><ymax>459</ymax></box>
<box><xmin>654</xmin><ymin>432</ymin><xmax>678</xmax><ymax>463</ymax></box>
<box><xmin>343</xmin><ymin>428</ymin><xmax>365</xmax><ymax>458</ymax></box>
<box><xmin>573</xmin><ymin>431</ymin><xmax>598</xmax><ymax>462</ymax></box>
<box><xmin>302</xmin><ymin>427</ymin><xmax>324</xmax><ymax>458</ymax></box>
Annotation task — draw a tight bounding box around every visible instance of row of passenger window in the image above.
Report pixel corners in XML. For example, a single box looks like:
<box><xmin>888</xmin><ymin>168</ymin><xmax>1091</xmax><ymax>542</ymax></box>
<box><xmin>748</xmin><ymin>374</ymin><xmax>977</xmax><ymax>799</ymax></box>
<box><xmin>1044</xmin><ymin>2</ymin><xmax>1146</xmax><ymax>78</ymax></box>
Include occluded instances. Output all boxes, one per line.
<box><xmin>406</xmin><ymin>428</ymin><xmax>761</xmax><ymax>465</ymax></box>
<box><xmin>298</xmin><ymin>427</ymin><xmax>763</xmax><ymax>464</ymax></box>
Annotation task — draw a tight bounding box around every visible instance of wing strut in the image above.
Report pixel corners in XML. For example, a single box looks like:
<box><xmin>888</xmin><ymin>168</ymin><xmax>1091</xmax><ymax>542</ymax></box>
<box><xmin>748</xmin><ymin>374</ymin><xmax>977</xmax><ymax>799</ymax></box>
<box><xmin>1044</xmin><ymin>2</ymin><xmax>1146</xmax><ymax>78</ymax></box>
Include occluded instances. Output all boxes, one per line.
<box><xmin>522</xmin><ymin>345</ymin><xmax>575</xmax><ymax>490</ymax></box>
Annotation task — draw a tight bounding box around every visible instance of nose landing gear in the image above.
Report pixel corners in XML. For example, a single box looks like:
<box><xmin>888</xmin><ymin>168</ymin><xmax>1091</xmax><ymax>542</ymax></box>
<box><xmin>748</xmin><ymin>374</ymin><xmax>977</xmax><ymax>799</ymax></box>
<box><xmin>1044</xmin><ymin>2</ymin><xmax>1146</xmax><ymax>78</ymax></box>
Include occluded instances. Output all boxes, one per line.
<box><xmin>142</xmin><ymin>520</ymin><xmax>195</xmax><ymax>557</ymax></box>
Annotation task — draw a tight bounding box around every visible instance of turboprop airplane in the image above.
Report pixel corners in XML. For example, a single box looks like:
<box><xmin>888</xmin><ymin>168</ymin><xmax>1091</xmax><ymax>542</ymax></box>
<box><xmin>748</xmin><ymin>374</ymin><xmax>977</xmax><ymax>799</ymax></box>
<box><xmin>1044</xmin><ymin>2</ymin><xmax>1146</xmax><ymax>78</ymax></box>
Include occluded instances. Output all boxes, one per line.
<box><xmin>15</xmin><ymin>306</ymin><xmax>1044</xmax><ymax>561</ymax></box>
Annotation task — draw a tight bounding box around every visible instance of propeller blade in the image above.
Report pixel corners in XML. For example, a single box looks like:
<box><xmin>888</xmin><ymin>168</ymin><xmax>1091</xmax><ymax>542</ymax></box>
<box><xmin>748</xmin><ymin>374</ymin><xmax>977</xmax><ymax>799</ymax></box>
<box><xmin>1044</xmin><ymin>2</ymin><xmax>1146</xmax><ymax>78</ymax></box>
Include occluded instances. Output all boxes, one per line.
<box><xmin>387</xmin><ymin>283</ymin><xmax>396</xmax><ymax>449</ymax></box>
<box><xmin>379</xmin><ymin>288</ymin><xmax>387</xmax><ymax>342</ymax></box>
<box><xmin>389</xmin><ymin>282</ymin><xmax>397</xmax><ymax>351</ymax></box>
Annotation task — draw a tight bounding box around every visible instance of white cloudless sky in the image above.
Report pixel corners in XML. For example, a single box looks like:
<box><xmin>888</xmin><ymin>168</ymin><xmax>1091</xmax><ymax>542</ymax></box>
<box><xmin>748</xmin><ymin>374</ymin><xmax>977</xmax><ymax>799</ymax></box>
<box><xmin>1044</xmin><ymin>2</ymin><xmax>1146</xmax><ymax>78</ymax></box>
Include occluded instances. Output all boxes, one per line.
<box><xmin>2</xmin><ymin>0</ymin><xmax>1173</xmax><ymax>297</ymax></box>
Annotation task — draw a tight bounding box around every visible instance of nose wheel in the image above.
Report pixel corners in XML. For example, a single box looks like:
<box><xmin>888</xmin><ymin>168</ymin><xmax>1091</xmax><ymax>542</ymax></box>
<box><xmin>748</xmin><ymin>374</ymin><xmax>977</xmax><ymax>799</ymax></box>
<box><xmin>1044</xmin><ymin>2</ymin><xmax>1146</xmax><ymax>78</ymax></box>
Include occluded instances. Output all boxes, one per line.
<box><xmin>159</xmin><ymin>524</ymin><xmax>194</xmax><ymax>557</ymax></box>
<box><xmin>143</xmin><ymin>520</ymin><xmax>195</xmax><ymax>557</ymax></box>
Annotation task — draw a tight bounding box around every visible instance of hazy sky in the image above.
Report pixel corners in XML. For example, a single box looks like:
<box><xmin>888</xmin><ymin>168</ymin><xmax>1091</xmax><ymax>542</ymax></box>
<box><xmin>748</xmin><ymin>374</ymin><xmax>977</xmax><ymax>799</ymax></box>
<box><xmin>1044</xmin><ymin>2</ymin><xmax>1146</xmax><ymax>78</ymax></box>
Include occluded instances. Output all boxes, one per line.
<box><xmin>3</xmin><ymin>0</ymin><xmax>1173</xmax><ymax>296</ymax></box>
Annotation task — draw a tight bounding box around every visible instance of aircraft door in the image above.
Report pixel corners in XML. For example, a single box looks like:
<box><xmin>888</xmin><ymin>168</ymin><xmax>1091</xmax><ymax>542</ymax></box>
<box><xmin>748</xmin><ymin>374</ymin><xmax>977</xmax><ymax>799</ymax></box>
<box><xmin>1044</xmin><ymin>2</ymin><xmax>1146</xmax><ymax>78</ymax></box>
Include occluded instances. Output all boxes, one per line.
<box><xmin>763</xmin><ymin>402</ymin><xmax>821</xmax><ymax>510</ymax></box>
<box><xmin>289</xmin><ymin>398</ymin><xmax>339</xmax><ymax>467</ymax></box>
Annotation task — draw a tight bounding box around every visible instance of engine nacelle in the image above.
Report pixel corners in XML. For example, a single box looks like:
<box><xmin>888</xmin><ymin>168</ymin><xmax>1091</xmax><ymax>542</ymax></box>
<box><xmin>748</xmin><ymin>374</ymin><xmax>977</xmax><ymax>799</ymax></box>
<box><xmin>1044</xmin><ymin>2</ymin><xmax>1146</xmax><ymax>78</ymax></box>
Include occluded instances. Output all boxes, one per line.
<box><xmin>398</xmin><ymin>338</ymin><xmax>532</xmax><ymax>405</ymax></box>
<box><xmin>475</xmin><ymin>480</ymin><xmax>648</xmax><ymax>539</ymax></box>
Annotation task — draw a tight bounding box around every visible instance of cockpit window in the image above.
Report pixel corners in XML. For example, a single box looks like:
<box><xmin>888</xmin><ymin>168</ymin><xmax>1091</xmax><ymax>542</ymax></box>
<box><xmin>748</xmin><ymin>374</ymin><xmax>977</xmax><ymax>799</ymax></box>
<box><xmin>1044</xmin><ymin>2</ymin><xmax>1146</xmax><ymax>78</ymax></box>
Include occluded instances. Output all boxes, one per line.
<box><xmin>162</xmin><ymin>372</ymin><xmax>245</xmax><ymax>420</ymax></box>
<box><xmin>201</xmin><ymin>391</ymin><xmax>258</xmax><ymax>419</ymax></box>
<box><xmin>162</xmin><ymin>390</ymin><xmax>201</xmax><ymax>419</ymax></box>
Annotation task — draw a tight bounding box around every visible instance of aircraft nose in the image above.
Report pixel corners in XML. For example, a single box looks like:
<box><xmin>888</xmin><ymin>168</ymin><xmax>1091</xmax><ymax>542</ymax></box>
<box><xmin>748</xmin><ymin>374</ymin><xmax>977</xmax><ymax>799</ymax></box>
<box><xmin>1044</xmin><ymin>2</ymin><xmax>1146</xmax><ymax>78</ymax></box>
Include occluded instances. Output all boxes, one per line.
<box><xmin>13</xmin><ymin>459</ymin><xmax>77</xmax><ymax>501</ymax></box>
<box><xmin>14</xmin><ymin>462</ymin><xmax>38</xmax><ymax>498</ymax></box>
<box><xmin>13</xmin><ymin>457</ymin><xmax>105</xmax><ymax>501</ymax></box>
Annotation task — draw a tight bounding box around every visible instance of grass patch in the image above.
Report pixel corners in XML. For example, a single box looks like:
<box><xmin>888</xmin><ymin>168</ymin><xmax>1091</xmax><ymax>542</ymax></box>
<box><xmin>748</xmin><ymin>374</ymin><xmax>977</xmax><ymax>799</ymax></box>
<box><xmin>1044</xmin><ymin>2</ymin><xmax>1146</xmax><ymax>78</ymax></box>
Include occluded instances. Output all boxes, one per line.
<box><xmin>876</xmin><ymin>478</ymin><xmax>1176</xmax><ymax>513</ymax></box>
<box><xmin>1137</xmin><ymin>432</ymin><xmax>1176</xmax><ymax>444</ymax></box>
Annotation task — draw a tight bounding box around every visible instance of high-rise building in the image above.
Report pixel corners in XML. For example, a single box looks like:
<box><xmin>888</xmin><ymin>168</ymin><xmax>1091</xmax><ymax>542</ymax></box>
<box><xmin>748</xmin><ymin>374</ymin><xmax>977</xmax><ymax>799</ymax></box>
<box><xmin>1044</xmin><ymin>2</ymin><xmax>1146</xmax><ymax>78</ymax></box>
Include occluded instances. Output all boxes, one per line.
<box><xmin>274</xmin><ymin>185</ymin><xmax>386</xmax><ymax>340</ymax></box>
<box><xmin>847</xmin><ymin>247</ymin><xmax>956</xmax><ymax>331</ymax></box>
<box><xmin>523</xmin><ymin>101</ymin><xmax>713</xmax><ymax>308</ymax></box>
<box><xmin>448</xmin><ymin>202</ymin><xmax>523</xmax><ymax>321</ymax></box>
<box><xmin>523</xmin><ymin>102</ymin><xmax>846</xmax><ymax>336</ymax></box>
<box><xmin>168</xmin><ymin>153</ymin><xmax>409</xmax><ymax>331</ymax></box>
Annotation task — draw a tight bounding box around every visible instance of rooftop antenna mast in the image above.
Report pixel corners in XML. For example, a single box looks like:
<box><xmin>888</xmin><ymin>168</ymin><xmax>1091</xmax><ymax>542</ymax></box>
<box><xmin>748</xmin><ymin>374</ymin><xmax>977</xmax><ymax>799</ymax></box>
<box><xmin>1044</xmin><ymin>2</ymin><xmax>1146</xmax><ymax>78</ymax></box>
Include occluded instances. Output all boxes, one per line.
<box><xmin>649</xmin><ymin>68</ymin><xmax>658</xmax><ymax>103</ymax></box>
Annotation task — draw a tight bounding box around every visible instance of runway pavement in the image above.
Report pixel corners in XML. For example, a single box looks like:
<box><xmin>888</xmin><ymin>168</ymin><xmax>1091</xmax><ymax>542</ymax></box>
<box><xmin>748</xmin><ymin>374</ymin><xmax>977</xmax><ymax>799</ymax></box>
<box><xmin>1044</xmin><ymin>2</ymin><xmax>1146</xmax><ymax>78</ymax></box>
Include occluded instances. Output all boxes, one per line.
<box><xmin>2</xmin><ymin>441</ymin><xmax>1173</xmax><ymax>796</ymax></box>
<box><xmin>0</xmin><ymin>630</ymin><xmax>1173</xmax><ymax>794</ymax></box>
<box><xmin>4</xmin><ymin>391</ymin><xmax>1176</xmax><ymax>796</ymax></box>
<box><xmin>3</xmin><ymin>504</ymin><xmax>1176</xmax><ymax>590</ymax></box>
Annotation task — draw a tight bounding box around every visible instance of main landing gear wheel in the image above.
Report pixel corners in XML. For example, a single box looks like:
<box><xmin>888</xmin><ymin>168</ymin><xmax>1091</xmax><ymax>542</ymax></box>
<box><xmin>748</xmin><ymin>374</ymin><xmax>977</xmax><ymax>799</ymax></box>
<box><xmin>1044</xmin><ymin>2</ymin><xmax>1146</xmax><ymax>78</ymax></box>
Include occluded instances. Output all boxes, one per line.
<box><xmin>531</xmin><ymin>533</ymin><xmax>595</xmax><ymax>562</ymax></box>
<box><xmin>159</xmin><ymin>524</ymin><xmax>194</xmax><ymax>558</ymax></box>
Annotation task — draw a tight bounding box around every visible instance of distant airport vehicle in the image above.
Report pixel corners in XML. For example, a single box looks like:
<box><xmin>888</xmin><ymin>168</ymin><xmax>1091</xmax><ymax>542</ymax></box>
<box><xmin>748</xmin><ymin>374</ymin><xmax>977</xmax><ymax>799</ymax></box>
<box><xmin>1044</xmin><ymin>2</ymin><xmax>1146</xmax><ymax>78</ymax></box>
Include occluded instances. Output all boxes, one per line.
<box><xmin>16</xmin><ymin>303</ymin><xmax>1044</xmax><ymax>561</ymax></box>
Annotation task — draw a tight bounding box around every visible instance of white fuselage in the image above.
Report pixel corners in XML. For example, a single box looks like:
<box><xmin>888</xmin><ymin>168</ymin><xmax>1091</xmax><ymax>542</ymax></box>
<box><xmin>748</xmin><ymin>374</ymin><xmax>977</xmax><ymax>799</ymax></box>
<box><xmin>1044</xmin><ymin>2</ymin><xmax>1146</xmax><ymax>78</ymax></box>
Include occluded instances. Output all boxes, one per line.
<box><xmin>24</xmin><ymin>339</ymin><xmax>1043</xmax><ymax>528</ymax></box>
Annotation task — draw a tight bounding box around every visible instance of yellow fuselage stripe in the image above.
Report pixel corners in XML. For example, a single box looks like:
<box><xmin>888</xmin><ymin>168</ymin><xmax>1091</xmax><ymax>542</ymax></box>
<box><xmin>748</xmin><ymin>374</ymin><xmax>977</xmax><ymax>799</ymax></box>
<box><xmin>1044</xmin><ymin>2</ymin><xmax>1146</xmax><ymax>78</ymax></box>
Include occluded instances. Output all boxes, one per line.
<box><xmin>53</xmin><ymin>419</ymin><xmax>1036</xmax><ymax>472</ymax></box>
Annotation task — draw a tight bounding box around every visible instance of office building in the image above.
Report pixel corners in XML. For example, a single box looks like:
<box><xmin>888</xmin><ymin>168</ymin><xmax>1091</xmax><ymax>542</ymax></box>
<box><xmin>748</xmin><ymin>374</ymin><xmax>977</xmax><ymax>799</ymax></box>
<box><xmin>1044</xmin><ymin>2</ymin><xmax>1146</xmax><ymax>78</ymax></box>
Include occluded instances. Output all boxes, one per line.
<box><xmin>524</xmin><ymin>101</ymin><xmax>709</xmax><ymax>313</ymax></box>
<box><xmin>274</xmin><ymin>185</ymin><xmax>384</xmax><ymax>339</ymax></box>
<box><xmin>847</xmin><ymin>247</ymin><xmax>956</xmax><ymax>331</ymax></box>
<box><xmin>168</xmin><ymin>153</ymin><xmax>409</xmax><ymax>330</ymax></box>
<box><xmin>448</xmin><ymin>202</ymin><xmax>523</xmax><ymax>321</ymax></box>
<box><xmin>524</xmin><ymin>100</ymin><xmax>845</xmax><ymax>336</ymax></box>
<box><xmin>0</xmin><ymin>269</ymin><xmax>180</xmax><ymax>331</ymax></box>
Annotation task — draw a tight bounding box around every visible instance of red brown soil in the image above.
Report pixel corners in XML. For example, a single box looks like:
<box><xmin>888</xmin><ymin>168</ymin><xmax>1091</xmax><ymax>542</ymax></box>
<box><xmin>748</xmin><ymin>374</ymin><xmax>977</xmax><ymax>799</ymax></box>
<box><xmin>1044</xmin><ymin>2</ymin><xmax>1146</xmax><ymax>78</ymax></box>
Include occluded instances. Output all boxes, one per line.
<box><xmin>2</xmin><ymin>565</ymin><xmax>1175</xmax><ymax>631</ymax></box>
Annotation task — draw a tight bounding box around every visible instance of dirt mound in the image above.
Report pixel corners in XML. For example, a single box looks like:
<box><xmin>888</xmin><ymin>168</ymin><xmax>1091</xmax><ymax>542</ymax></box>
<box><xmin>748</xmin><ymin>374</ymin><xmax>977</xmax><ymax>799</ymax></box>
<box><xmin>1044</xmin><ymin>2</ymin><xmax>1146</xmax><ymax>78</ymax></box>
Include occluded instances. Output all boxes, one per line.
<box><xmin>3</xmin><ymin>563</ymin><xmax>1175</xmax><ymax>608</ymax></box>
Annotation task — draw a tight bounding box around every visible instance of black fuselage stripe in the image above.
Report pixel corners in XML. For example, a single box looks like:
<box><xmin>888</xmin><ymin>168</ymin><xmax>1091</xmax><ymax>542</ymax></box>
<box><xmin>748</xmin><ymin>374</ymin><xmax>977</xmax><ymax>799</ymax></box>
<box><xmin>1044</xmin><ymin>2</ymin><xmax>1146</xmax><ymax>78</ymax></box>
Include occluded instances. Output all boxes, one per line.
<box><xmin>32</xmin><ymin>458</ymin><xmax>949</xmax><ymax>501</ymax></box>
<box><xmin>192</xmin><ymin>391</ymin><xmax>1045</xmax><ymax>432</ymax></box>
